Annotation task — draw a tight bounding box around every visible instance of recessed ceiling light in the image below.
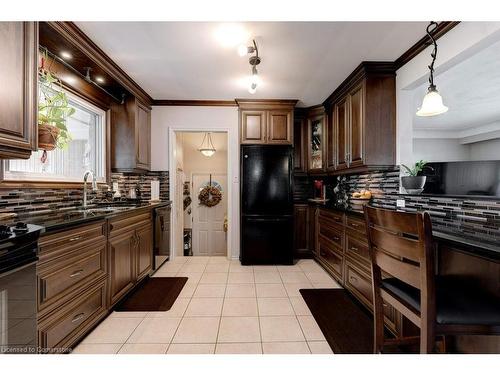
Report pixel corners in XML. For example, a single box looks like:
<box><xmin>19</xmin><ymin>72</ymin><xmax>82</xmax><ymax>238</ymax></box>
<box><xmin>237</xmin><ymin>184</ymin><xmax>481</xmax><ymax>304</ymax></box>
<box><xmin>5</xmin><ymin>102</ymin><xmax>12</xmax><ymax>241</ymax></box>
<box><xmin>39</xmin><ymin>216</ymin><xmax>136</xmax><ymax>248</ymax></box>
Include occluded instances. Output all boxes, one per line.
<box><xmin>63</xmin><ymin>75</ymin><xmax>77</xmax><ymax>85</ymax></box>
<box><xmin>95</xmin><ymin>76</ymin><xmax>105</xmax><ymax>83</ymax></box>
<box><xmin>214</xmin><ymin>23</ymin><xmax>249</xmax><ymax>48</ymax></box>
<box><xmin>60</xmin><ymin>51</ymin><xmax>72</xmax><ymax>60</ymax></box>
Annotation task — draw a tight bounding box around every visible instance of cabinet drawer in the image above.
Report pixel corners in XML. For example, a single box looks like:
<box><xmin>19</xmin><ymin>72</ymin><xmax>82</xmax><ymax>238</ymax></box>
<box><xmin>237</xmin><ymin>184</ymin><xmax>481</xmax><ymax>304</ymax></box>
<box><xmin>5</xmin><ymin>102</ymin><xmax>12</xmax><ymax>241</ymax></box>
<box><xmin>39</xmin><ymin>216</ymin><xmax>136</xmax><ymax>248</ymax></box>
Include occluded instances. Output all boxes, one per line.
<box><xmin>346</xmin><ymin>215</ymin><xmax>366</xmax><ymax>235</ymax></box>
<box><xmin>108</xmin><ymin>211</ymin><xmax>151</xmax><ymax>238</ymax></box>
<box><xmin>345</xmin><ymin>234</ymin><xmax>370</xmax><ymax>267</ymax></box>
<box><xmin>318</xmin><ymin>218</ymin><xmax>343</xmax><ymax>248</ymax></box>
<box><xmin>344</xmin><ymin>260</ymin><xmax>373</xmax><ymax>308</ymax></box>
<box><xmin>318</xmin><ymin>209</ymin><xmax>344</xmax><ymax>226</ymax></box>
<box><xmin>37</xmin><ymin>242</ymin><xmax>107</xmax><ymax>314</ymax></box>
<box><xmin>38</xmin><ymin>221</ymin><xmax>106</xmax><ymax>260</ymax></box>
<box><xmin>38</xmin><ymin>280</ymin><xmax>107</xmax><ymax>351</ymax></box>
<box><xmin>318</xmin><ymin>236</ymin><xmax>343</xmax><ymax>280</ymax></box>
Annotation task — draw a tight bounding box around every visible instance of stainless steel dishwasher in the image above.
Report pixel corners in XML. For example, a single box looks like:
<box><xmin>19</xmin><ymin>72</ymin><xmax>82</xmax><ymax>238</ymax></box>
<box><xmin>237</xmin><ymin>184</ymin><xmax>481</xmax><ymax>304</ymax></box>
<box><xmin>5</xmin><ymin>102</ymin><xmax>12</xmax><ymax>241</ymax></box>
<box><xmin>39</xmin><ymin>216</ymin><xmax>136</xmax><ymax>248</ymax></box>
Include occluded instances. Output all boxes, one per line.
<box><xmin>153</xmin><ymin>204</ymin><xmax>171</xmax><ymax>271</ymax></box>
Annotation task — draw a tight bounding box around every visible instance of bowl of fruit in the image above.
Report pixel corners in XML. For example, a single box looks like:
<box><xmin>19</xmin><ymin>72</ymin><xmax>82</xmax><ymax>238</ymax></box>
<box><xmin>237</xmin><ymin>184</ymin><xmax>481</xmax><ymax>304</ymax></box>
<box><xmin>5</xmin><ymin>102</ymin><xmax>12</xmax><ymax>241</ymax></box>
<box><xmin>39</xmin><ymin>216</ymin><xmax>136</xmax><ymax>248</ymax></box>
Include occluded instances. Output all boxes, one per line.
<box><xmin>349</xmin><ymin>190</ymin><xmax>372</xmax><ymax>211</ymax></box>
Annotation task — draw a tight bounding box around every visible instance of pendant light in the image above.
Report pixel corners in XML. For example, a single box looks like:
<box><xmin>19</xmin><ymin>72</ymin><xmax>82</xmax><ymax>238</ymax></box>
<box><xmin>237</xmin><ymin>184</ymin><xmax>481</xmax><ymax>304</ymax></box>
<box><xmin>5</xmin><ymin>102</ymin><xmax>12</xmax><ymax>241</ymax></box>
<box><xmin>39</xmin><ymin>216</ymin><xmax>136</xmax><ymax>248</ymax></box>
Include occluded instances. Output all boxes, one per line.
<box><xmin>416</xmin><ymin>21</ymin><xmax>448</xmax><ymax>117</ymax></box>
<box><xmin>198</xmin><ymin>132</ymin><xmax>216</xmax><ymax>157</ymax></box>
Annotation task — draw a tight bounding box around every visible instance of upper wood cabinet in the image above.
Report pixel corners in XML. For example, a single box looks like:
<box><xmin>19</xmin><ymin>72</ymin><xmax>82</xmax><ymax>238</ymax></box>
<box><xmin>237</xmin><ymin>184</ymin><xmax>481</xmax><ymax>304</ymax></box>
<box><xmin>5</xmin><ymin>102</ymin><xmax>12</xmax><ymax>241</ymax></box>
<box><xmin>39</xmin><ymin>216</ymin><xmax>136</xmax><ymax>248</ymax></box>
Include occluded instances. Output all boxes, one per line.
<box><xmin>237</xmin><ymin>99</ymin><xmax>297</xmax><ymax>145</ymax></box>
<box><xmin>111</xmin><ymin>96</ymin><xmax>151</xmax><ymax>172</ymax></box>
<box><xmin>0</xmin><ymin>22</ymin><xmax>38</xmax><ymax>159</ymax></box>
<box><xmin>306</xmin><ymin>106</ymin><xmax>326</xmax><ymax>173</ymax></box>
<box><xmin>326</xmin><ymin>62</ymin><xmax>396</xmax><ymax>174</ymax></box>
<box><xmin>293</xmin><ymin>110</ymin><xmax>306</xmax><ymax>174</ymax></box>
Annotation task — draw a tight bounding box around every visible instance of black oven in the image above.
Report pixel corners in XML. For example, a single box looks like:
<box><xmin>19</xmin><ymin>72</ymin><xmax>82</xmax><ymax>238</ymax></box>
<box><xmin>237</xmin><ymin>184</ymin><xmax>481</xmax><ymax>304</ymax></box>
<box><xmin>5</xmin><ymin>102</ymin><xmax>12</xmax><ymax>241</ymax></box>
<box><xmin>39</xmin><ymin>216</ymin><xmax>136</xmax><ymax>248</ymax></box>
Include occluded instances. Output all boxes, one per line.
<box><xmin>0</xmin><ymin>223</ymin><xmax>43</xmax><ymax>354</ymax></box>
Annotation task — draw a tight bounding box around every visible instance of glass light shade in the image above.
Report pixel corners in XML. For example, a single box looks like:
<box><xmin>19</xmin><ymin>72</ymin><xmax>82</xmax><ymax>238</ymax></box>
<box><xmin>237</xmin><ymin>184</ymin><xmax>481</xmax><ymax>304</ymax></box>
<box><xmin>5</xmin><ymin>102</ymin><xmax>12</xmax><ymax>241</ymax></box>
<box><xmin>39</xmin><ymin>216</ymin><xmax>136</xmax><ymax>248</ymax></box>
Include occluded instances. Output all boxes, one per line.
<box><xmin>200</xmin><ymin>149</ymin><xmax>216</xmax><ymax>157</ymax></box>
<box><xmin>416</xmin><ymin>86</ymin><xmax>448</xmax><ymax>117</ymax></box>
<box><xmin>198</xmin><ymin>132</ymin><xmax>216</xmax><ymax>157</ymax></box>
<box><xmin>248</xmin><ymin>83</ymin><xmax>257</xmax><ymax>94</ymax></box>
<box><xmin>237</xmin><ymin>44</ymin><xmax>248</xmax><ymax>57</ymax></box>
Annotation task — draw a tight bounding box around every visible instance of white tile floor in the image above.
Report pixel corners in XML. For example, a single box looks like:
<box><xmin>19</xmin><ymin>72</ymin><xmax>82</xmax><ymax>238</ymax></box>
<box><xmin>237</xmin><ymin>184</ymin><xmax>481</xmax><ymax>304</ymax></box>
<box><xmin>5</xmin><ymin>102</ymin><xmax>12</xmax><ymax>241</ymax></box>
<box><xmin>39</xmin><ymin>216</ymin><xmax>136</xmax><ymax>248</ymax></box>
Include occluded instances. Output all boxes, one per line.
<box><xmin>73</xmin><ymin>257</ymin><xmax>341</xmax><ymax>354</ymax></box>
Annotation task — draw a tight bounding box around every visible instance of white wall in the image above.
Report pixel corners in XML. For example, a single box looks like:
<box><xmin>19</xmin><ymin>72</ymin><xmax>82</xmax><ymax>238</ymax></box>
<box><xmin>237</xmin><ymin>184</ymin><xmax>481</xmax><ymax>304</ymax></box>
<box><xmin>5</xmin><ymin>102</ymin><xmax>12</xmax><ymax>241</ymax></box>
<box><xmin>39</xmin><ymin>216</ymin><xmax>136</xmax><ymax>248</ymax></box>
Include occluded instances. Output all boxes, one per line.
<box><xmin>151</xmin><ymin>106</ymin><xmax>240</xmax><ymax>259</ymax></box>
<box><xmin>396</xmin><ymin>22</ymin><xmax>500</xmax><ymax>167</ymax></box>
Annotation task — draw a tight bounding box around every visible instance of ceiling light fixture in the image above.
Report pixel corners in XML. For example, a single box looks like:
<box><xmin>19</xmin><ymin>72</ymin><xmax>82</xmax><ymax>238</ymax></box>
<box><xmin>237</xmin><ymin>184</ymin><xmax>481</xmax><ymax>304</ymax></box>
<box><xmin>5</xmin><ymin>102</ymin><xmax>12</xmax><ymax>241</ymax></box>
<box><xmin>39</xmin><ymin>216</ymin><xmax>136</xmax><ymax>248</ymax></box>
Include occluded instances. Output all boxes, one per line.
<box><xmin>416</xmin><ymin>21</ymin><xmax>449</xmax><ymax>117</ymax></box>
<box><xmin>239</xmin><ymin>40</ymin><xmax>261</xmax><ymax>94</ymax></box>
<box><xmin>198</xmin><ymin>132</ymin><xmax>216</xmax><ymax>157</ymax></box>
<box><xmin>60</xmin><ymin>51</ymin><xmax>72</xmax><ymax>60</ymax></box>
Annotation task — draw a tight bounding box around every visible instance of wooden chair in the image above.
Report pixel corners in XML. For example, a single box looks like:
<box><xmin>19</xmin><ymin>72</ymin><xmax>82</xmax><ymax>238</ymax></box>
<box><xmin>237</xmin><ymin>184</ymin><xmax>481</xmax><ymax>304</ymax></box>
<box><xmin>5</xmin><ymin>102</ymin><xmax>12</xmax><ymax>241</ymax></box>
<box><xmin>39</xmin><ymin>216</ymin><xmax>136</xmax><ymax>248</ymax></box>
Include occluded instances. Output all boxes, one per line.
<box><xmin>363</xmin><ymin>205</ymin><xmax>500</xmax><ymax>353</ymax></box>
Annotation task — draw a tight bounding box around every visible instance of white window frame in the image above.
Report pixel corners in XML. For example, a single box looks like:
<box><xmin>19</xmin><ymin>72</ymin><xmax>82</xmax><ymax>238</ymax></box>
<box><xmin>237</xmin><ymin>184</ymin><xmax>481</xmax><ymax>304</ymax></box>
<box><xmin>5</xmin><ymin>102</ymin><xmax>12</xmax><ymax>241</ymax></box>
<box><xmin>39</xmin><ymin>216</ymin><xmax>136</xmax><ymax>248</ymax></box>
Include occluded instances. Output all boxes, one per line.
<box><xmin>3</xmin><ymin>89</ymin><xmax>107</xmax><ymax>183</ymax></box>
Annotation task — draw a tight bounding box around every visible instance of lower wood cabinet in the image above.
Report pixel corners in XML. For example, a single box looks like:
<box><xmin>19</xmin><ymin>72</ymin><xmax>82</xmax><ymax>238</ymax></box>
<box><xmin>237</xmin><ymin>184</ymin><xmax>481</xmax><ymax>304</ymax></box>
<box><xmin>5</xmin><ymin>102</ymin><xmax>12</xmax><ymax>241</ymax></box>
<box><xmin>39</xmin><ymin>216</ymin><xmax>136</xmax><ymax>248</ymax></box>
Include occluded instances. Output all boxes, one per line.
<box><xmin>293</xmin><ymin>204</ymin><xmax>310</xmax><ymax>258</ymax></box>
<box><xmin>108</xmin><ymin>209</ymin><xmax>153</xmax><ymax>307</ymax></box>
<box><xmin>313</xmin><ymin>207</ymin><xmax>402</xmax><ymax>336</ymax></box>
<box><xmin>37</xmin><ymin>280</ymin><xmax>107</xmax><ymax>353</ymax></box>
<box><xmin>108</xmin><ymin>230</ymin><xmax>136</xmax><ymax>306</ymax></box>
<box><xmin>37</xmin><ymin>209</ymin><xmax>155</xmax><ymax>352</ymax></box>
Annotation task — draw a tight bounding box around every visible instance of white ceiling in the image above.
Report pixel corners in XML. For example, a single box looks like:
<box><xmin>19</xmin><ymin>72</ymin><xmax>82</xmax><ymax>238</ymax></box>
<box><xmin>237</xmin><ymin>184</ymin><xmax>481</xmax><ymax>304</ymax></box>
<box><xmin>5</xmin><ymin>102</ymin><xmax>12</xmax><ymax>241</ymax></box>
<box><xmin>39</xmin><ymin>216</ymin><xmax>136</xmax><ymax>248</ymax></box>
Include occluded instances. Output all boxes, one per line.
<box><xmin>413</xmin><ymin>35</ymin><xmax>500</xmax><ymax>131</ymax></box>
<box><xmin>76</xmin><ymin>22</ymin><xmax>428</xmax><ymax>106</ymax></box>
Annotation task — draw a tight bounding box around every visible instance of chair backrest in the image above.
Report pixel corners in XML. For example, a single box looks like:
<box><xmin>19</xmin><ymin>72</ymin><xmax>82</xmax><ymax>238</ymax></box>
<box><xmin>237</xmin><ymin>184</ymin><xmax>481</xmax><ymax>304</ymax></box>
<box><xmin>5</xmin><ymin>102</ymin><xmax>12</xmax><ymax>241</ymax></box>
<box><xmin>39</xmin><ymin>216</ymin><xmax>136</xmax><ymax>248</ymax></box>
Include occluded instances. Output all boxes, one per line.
<box><xmin>363</xmin><ymin>205</ymin><xmax>435</xmax><ymax>291</ymax></box>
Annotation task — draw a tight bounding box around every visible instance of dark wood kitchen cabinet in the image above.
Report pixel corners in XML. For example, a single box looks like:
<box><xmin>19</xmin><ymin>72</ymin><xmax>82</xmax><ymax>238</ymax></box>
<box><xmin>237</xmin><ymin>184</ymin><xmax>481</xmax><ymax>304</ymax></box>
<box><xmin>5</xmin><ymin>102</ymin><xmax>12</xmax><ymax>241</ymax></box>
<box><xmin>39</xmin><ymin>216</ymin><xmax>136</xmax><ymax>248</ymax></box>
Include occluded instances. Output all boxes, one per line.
<box><xmin>0</xmin><ymin>22</ymin><xmax>38</xmax><ymax>159</ymax></box>
<box><xmin>111</xmin><ymin>96</ymin><xmax>151</xmax><ymax>172</ymax></box>
<box><xmin>306</xmin><ymin>106</ymin><xmax>326</xmax><ymax>173</ymax></box>
<box><xmin>293</xmin><ymin>110</ymin><xmax>306</xmax><ymax>174</ymax></box>
<box><xmin>293</xmin><ymin>204</ymin><xmax>310</xmax><ymax>258</ymax></box>
<box><xmin>108</xmin><ymin>209</ymin><xmax>153</xmax><ymax>306</ymax></box>
<box><xmin>237</xmin><ymin>99</ymin><xmax>297</xmax><ymax>145</ymax></box>
<box><xmin>325</xmin><ymin>62</ymin><xmax>396</xmax><ymax>174</ymax></box>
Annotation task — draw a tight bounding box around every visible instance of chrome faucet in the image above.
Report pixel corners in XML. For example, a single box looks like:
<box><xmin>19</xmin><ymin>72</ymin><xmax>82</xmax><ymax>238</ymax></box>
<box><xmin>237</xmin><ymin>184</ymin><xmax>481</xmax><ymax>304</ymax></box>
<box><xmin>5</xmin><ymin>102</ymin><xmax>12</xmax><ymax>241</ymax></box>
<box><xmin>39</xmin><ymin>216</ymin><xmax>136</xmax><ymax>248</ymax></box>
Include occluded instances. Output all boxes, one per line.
<box><xmin>83</xmin><ymin>170</ymin><xmax>98</xmax><ymax>209</ymax></box>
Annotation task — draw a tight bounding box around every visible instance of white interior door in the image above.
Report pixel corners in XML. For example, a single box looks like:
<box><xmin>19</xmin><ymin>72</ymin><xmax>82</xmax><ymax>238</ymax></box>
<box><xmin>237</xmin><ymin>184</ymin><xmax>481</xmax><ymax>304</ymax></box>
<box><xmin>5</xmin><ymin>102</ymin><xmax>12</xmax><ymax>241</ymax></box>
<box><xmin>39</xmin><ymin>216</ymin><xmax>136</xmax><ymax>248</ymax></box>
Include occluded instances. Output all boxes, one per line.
<box><xmin>175</xmin><ymin>170</ymin><xmax>184</xmax><ymax>256</ymax></box>
<box><xmin>192</xmin><ymin>173</ymin><xmax>227</xmax><ymax>257</ymax></box>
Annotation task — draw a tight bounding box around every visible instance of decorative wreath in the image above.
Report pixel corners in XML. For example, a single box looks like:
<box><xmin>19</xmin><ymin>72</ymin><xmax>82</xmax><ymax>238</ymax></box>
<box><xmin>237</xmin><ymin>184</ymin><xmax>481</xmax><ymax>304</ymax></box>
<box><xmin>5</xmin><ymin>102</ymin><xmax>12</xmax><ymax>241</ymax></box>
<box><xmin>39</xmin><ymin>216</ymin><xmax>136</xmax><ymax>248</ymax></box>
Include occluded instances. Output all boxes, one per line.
<box><xmin>198</xmin><ymin>185</ymin><xmax>222</xmax><ymax>207</ymax></box>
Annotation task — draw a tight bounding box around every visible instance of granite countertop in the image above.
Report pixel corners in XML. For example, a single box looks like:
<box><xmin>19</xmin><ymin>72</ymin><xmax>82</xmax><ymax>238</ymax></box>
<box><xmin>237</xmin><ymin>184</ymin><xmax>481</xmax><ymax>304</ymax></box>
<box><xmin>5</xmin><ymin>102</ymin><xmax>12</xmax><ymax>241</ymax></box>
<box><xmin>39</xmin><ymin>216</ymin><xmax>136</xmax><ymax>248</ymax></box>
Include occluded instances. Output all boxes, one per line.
<box><xmin>16</xmin><ymin>201</ymin><xmax>171</xmax><ymax>233</ymax></box>
<box><xmin>301</xmin><ymin>200</ymin><xmax>500</xmax><ymax>262</ymax></box>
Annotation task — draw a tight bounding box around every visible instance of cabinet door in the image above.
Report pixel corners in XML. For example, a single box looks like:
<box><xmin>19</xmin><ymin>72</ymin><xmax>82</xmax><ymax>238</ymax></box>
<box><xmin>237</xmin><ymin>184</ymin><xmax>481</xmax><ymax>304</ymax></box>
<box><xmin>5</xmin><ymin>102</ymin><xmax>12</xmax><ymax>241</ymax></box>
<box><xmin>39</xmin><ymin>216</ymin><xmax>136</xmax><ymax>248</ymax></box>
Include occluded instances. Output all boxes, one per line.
<box><xmin>136</xmin><ymin>101</ymin><xmax>151</xmax><ymax>170</ymax></box>
<box><xmin>267</xmin><ymin>110</ymin><xmax>292</xmax><ymax>144</ymax></box>
<box><xmin>293</xmin><ymin>115</ymin><xmax>306</xmax><ymax>173</ymax></box>
<box><xmin>293</xmin><ymin>204</ymin><xmax>310</xmax><ymax>258</ymax></box>
<box><xmin>326</xmin><ymin>109</ymin><xmax>335</xmax><ymax>171</ymax></box>
<box><xmin>334</xmin><ymin>97</ymin><xmax>349</xmax><ymax>170</ymax></box>
<box><xmin>307</xmin><ymin>115</ymin><xmax>325</xmax><ymax>172</ymax></box>
<box><xmin>308</xmin><ymin>205</ymin><xmax>318</xmax><ymax>257</ymax></box>
<box><xmin>136</xmin><ymin>223</ymin><xmax>153</xmax><ymax>280</ymax></box>
<box><xmin>0</xmin><ymin>22</ymin><xmax>37</xmax><ymax>159</ymax></box>
<box><xmin>348</xmin><ymin>84</ymin><xmax>364</xmax><ymax>168</ymax></box>
<box><xmin>108</xmin><ymin>231</ymin><xmax>136</xmax><ymax>306</ymax></box>
<box><xmin>240</xmin><ymin>110</ymin><xmax>266</xmax><ymax>144</ymax></box>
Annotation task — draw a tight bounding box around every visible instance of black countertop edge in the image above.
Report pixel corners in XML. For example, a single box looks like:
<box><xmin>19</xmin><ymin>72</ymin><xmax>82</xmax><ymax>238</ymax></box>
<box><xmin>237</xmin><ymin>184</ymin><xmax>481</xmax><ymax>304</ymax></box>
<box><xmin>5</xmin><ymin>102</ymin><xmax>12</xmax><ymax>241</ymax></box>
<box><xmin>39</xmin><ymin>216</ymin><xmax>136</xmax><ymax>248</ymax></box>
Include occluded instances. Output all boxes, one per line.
<box><xmin>25</xmin><ymin>201</ymin><xmax>172</xmax><ymax>234</ymax></box>
<box><xmin>301</xmin><ymin>201</ymin><xmax>500</xmax><ymax>262</ymax></box>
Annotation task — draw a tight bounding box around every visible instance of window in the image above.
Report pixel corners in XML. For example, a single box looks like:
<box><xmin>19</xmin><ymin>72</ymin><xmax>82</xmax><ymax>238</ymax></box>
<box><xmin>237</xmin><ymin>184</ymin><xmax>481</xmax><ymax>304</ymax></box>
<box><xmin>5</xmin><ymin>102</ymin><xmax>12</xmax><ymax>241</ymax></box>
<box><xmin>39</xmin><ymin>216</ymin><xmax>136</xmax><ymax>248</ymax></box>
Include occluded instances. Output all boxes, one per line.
<box><xmin>4</xmin><ymin>89</ymin><xmax>106</xmax><ymax>183</ymax></box>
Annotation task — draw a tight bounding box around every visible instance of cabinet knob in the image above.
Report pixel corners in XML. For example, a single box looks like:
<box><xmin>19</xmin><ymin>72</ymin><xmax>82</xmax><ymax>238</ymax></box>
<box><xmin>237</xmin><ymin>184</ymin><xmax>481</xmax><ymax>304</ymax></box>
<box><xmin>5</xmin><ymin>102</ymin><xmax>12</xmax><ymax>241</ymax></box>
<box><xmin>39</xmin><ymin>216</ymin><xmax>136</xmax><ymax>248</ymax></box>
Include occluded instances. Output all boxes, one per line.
<box><xmin>350</xmin><ymin>246</ymin><xmax>359</xmax><ymax>252</ymax></box>
<box><xmin>69</xmin><ymin>236</ymin><xmax>82</xmax><ymax>242</ymax></box>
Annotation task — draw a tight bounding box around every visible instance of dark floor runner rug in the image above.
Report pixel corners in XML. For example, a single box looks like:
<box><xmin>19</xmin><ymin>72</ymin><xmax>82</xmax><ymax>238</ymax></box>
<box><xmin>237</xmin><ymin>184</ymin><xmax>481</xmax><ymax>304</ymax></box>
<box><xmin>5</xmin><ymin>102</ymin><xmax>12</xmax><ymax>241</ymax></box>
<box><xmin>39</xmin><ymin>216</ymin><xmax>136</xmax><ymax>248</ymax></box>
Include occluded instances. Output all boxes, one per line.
<box><xmin>115</xmin><ymin>277</ymin><xmax>188</xmax><ymax>312</ymax></box>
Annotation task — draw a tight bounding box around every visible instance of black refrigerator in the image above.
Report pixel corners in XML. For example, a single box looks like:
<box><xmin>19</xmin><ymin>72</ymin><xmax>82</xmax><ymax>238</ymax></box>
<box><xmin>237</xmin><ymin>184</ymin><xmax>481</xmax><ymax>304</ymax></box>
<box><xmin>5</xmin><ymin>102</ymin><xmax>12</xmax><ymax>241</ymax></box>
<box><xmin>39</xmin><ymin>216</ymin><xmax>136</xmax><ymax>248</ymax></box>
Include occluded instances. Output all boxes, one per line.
<box><xmin>240</xmin><ymin>145</ymin><xmax>294</xmax><ymax>265</ymax></box>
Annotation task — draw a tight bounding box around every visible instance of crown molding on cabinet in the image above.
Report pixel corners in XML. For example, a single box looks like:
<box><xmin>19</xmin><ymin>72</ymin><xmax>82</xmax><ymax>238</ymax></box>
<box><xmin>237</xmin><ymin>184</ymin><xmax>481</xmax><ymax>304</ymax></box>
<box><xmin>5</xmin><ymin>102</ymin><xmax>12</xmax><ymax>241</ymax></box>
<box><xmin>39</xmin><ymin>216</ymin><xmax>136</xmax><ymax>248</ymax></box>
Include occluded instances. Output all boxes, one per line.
<box><xmin>152</xmin><ymin>99</ymin><xmax>237</xmax><ymax>107</ymax></box>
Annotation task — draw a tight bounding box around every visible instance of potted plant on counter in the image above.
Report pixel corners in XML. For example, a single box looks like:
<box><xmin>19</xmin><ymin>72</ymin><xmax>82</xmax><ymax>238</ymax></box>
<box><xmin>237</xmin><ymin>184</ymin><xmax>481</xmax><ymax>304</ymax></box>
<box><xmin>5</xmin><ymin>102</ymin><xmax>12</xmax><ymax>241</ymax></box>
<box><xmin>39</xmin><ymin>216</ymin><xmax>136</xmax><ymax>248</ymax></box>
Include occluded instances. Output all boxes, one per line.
<box><xmin>401</xmin><ymin>160</ymin><xmax>430</xmax><ymax>194</ymax></box>
<box><xmin>38</xmin><ymin>50</ymin><xmax>74</xmax><ymax>151</ymax></box>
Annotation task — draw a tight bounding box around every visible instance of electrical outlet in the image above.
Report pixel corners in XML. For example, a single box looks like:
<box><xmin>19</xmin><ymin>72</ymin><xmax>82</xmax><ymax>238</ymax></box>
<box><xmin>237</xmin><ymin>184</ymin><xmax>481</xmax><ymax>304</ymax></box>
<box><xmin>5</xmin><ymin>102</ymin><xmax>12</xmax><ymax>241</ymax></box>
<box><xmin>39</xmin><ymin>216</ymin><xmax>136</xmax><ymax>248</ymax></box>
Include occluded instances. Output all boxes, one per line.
<box><xmin>396</xmin><ymin>199</ymin><xmax>406</xmax><ymax>208</ymax></box>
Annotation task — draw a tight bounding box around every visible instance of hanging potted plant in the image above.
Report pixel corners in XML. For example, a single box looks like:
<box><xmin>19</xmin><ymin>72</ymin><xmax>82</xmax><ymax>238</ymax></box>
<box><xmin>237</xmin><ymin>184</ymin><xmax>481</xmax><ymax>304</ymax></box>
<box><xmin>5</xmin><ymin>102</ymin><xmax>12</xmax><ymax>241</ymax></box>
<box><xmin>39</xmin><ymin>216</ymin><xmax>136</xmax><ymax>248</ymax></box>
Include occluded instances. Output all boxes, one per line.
<box><xmin>38</xmin><ymin>50</ymin><xmax>74</xmax><ymax>151</ymax></box>
<box><xmin>401</xmin><ymin>160</ymin><xmax>432</xmax><ymax>194</ymax></box>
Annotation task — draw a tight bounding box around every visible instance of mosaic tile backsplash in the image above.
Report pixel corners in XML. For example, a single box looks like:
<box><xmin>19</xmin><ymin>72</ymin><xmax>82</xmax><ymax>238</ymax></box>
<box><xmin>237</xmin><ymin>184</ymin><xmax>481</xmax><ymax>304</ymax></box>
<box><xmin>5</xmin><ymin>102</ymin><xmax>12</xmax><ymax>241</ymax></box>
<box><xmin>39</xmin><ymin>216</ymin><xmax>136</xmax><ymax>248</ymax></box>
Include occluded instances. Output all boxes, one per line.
<box><xmin>0</xmin><ymin>171</ymin><xmax>169</xmax><ymax>223</ymax></box>
<box><xmin>343</xmin><ymin>168</ymin><xmax>500</xmax><ymax>246</ymax></box>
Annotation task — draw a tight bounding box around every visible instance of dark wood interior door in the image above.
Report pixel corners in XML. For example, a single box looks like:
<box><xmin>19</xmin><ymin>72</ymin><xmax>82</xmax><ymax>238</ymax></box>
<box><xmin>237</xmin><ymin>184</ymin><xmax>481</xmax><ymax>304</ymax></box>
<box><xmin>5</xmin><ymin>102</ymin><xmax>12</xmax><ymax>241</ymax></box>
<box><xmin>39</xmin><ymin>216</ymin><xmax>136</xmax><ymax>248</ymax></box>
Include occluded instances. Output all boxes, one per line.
<box><xmin>108</xmin><ymin>231</ymin><xmax>135</xmax><ymax>305</ymax></box>
<box><xmin>334</xmin><ymin>97</ymin><xmax>349</xmax><ymax>170</ymax></box>
<box><xmin>136</xmin><ymin>223</ymin><xmax>153</xmax><ymax>280</ymax></box>
<box><xmin>0</xmin><ymin>22</ymin><xmax>37</xmax><ymax>159</ymax></box>
<box><xmin>348</xmin><ymin>84</ymin><xmax>364</xmax><ymax>167</ymax></box>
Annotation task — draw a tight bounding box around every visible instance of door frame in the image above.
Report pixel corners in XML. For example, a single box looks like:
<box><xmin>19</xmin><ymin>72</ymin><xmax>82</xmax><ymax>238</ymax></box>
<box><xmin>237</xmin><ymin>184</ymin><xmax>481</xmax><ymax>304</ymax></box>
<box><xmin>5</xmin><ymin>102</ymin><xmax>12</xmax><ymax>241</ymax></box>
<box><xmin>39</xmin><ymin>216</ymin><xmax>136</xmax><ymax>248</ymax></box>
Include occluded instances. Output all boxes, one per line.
<box><xmin>191</xmin><ymin>172</ymin><xmax>228</xmax><ymax>257</ymax></box>
<box><xmin>169</xmin><ymin>128</ymin><xmax>233</xmax><ymax>260</ymax></box>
